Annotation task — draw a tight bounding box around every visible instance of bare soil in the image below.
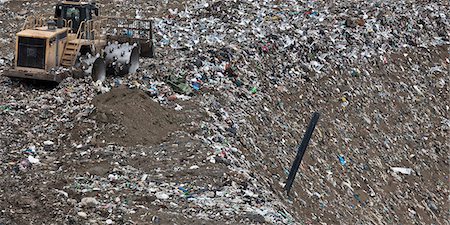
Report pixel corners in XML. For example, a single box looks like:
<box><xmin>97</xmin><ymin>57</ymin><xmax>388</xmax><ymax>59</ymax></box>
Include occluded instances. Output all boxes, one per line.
<box><xmin>91</xmin><ymin>88</ymin><xmax>183</xmax><ymax>147</ymax></box>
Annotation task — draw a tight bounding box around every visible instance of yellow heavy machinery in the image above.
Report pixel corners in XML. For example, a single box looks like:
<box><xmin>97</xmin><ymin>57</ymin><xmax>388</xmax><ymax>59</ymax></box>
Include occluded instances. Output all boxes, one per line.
<box><xmin>5</xmin><ymin>0</ymin><xmax>154</xmax><ymax>82</ymax></box>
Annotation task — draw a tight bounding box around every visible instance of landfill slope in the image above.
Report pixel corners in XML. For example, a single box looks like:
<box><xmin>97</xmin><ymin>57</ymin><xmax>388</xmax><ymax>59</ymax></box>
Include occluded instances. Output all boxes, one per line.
<box><xmin>0</xmin><ymin>0</ymin><xmax>449</xmax><ymax>225</ymax></box>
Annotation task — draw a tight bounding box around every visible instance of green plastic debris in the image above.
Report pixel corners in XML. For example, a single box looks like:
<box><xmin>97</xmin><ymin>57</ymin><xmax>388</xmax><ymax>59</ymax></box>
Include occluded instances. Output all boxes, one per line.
<box><xmin>166</xmin><ymin>75</ymin><xmax>193</xmax><ymax>95</ymax></box>
<box><xmin>0</xmin><ymin>105</ymin><xmax>12</xmax><ymax>111</ymax></box>
<box><xmin>235</xmin><ymin>79</ymin><xmax>243</xmax><ymax>87</ymax></box>
<box><xmin>250</xmin><ymin>87</ymin><xmax>257</xmax><ymax>94</ymax></box>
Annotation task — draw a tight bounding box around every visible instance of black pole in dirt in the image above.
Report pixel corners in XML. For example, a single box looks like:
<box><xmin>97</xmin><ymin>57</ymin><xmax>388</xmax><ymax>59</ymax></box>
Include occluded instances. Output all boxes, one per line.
<box><xmin>284</xmin><ymin>112</ymin><xmax>320</xmax><ymax>195</ymax></box>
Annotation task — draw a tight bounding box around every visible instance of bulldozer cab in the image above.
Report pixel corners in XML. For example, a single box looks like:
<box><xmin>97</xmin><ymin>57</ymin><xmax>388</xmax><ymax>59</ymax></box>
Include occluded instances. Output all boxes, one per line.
<box><xmin>55</xmin><ymin>1</ymin><xmax>98</xmax><ymax>32</ymax></box>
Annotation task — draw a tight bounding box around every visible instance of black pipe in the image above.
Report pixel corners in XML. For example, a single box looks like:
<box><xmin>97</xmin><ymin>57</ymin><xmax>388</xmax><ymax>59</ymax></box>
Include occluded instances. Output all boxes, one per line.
<box><xmin>284</xmin><ymin>112</ymin><xmax>320</xmax><ymax>195</ymax></box>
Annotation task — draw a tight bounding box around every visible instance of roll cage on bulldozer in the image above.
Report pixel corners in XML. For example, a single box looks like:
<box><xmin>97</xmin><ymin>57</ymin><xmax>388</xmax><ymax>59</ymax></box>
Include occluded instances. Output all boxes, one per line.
<box><xmin>5</xmin><ymin>0</ymin><xmax>155</xmax><ymax>82</ymax></box>
<box><xmin>55</xmin><ymin>1</ymin><xmax>99</xmax><ymax>32</ymax></box>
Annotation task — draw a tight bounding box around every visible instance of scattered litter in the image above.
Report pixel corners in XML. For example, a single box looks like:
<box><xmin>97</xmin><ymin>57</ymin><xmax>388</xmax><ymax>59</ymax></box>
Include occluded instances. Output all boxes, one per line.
<box><xmin>189</xmin><ymin>165</ymin><xmax>199</xmax><ymax>170</ymax></box>
<box><xmin>27</xmin><ymin>156</ymin><xmax>40</xmax><ymax>164</ymax></box>
<box><xmin>338</xmin><ymin>156</ymin><xmax>347</xmax><ymax>166</ymax></box>
<box><xmin>391</xmin><ymin>167</ymin><xmax>414</xmax><ymax>175</ymax></box>
<box><xmin>80</xmin><ymin>197</ymin><xmax>99</xmax><ymax>208</ymax></box>
<box><xmin>43</xmin><ymin>140</ymin><xmax>54</xmax><ymax>146</ymax></box>
<box><xmin>155</xmin><ymin>192</ymin><xmax>170</xmax><ymax>200</ymax></box>
<box><xmin>77</xmin><ymin>212</ymin><xmax>88</xmax><ymax>219</ymax></box>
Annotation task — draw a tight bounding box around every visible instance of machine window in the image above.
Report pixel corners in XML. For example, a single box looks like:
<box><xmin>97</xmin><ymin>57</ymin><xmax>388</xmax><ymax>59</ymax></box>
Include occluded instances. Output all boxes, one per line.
<box><xmin>17</xmin><ymin>37</ymin><xmax>46</xmax><ymax>69</ymax></box>
<box><xmin>66</xmin><ymin>7</ymin><xmax>80</xmax><ymax>21</ymax></box>
<box><xmin>26</xmin><ymin>48</ymin><xmax>37</xmax><ymax>57</ymax></box>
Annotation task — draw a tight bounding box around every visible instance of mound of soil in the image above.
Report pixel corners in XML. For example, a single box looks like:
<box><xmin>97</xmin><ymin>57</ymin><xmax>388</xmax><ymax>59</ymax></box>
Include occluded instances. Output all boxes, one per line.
<box><xmin>92</xmin><ymin>88</ymin><xmax>181</xmax><ymax>146</ymax></box>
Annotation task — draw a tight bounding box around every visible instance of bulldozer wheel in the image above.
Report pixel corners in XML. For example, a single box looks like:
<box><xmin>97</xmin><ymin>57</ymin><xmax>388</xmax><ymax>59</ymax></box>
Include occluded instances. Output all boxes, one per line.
<box><xmin>149</xmin><ymin>42</ymin><xmax>155</xmax><ymax>58</ymax></box>
<box><xmin>92</xmin><ymin>58</ymin><xmax>106</xmax><ymax>82</ymax></box>
<box><xmin>128</xmin><ymin>47</ymin><xmax>140</xmax><ymax>74</ymax></box>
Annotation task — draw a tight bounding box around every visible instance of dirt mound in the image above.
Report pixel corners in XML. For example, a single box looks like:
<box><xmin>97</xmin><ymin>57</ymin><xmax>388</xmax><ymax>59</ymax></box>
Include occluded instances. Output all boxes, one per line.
<box><xmin>92</xmin><ymin>88</ymin><xmax>181</xmax><ymax>146</ymax></box>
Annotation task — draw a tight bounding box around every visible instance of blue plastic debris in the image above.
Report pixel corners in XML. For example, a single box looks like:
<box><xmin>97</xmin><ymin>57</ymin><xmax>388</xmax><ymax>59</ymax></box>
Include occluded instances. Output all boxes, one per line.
<box><xmin>338</xmin><ymin>155</ymin><xmax>346</xmax><ymax>166</ymax></box>
<box><xmin>178</xmin><ymin>186</ymin><xmax>192</xmax><ymax>198</ymax></box>
<box><xmin>192</xmin><ymin>82</ymin><xmax>201</xmax><ymax>91</ymax></box>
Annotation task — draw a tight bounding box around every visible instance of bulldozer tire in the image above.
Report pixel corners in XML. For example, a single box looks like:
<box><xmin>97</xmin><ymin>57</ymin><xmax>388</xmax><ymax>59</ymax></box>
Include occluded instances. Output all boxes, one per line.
<box><xmin>128</xmin><ymin>47</ymin><xmax>139</xmax><ymax>74</ymax></box>
<box><xmin>149</xmin><ymin>42</ymin><xmax>155</xmax><ymax>58</ymax></box>
<box><xmin>92</xmin><ymin>58</ymin><xmax>106</xmax><ymax>82</ymax></box>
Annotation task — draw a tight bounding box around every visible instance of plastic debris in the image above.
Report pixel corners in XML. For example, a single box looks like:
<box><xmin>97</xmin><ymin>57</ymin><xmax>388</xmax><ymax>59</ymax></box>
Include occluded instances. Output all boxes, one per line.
<box><xmin>391</xmin><ymin>167</ymin><xmax>414</xmax><ymax>175</ymax></box>
<box><xmin>27</xmin><ymin>156</ymin><xmax>40</xmax><ymax>164</ymax></box>
<box><xmin>155</xmin><ymin>192</ymin><xmax>170</xmax><ymax>200</ymax></box>
<box><xmin>338</xmin><ymin>156</ymin><xmax>347</xmax><ymax>166</ymax></box>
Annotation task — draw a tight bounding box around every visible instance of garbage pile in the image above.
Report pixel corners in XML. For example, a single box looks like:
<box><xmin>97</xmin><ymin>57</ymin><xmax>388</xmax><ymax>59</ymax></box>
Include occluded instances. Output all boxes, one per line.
<box><xmin>0</xmin><ymin>0</ymin><xmax>448</xmax><ymax>224</ymax></box>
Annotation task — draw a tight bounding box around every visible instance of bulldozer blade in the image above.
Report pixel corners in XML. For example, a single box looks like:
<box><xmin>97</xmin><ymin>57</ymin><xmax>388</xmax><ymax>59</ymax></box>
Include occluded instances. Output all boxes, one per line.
<box><xmin>3</xmin><ymin>69</ymin><xmax>69</xmax><ymax>83</ymax></box>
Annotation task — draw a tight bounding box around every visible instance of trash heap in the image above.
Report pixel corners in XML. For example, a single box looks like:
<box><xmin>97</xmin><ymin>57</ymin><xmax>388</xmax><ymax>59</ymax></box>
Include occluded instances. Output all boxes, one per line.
<box><xmin>0</xmin><ymin>0</ymin><xmax>448</xmax><ymax>224</ymax></box>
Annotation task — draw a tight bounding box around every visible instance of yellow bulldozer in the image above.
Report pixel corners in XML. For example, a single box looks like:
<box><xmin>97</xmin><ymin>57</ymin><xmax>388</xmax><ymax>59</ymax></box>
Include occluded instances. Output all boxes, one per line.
<box><xmin>4</xmin><ymin>0</ymin><xmax>154</xmax><ymax>82</ymax></box>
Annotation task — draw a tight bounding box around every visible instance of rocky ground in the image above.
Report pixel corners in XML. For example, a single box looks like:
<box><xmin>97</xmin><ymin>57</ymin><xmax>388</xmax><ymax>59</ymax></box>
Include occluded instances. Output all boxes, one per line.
<box><xmin>0</xmin><ymin>0</ymin><xmax>449</xmax><ymax>224</ymax></box>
